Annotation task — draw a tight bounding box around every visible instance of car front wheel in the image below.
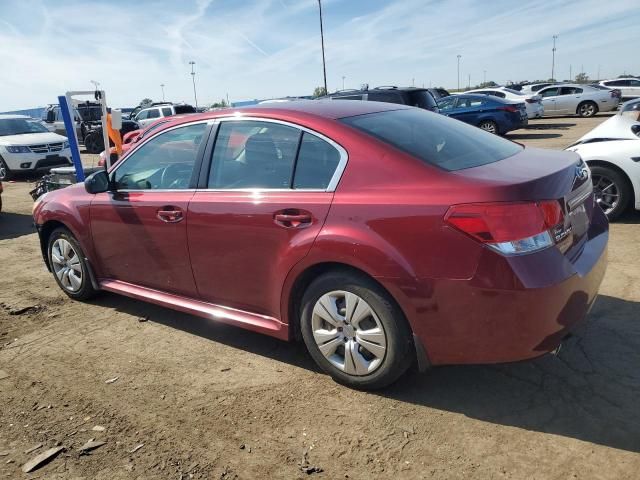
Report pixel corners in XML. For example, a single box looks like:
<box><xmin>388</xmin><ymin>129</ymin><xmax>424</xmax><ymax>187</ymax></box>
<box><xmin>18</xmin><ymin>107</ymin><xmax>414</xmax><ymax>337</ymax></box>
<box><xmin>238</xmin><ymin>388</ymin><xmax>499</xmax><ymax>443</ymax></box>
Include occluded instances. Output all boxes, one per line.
<box><xmin>478</xmin><ymin>120</ymin><xmax>498</xmax><ymax>134</ymax></box>
<box><xmin>47</xmin><ymin>228</ymin><xmax>97</xmax><ymax>300</ymax></box>
<box><xmin>300</xmin><ymin>271</ymin><xmax>414</xmax><ymax>390</ymax></box>
<box><xmin>0</xmin><ymin>158</ymin><xmax>11</xmax><ymax>181</ymax></box>
<box><xmin>578</xmin><ymin>101</ymin><xmax>598</xmax><ymax>117</ymax></box>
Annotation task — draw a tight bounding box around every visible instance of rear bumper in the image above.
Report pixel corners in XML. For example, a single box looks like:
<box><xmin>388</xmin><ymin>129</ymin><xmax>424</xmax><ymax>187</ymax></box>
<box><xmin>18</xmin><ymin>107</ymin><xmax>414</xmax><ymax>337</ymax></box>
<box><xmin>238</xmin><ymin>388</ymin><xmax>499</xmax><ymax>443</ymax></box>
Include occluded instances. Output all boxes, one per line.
<box><xmin>399</xmin><ymin>207</ymin><xmax>609</xmax><ymax>365</ymax></box>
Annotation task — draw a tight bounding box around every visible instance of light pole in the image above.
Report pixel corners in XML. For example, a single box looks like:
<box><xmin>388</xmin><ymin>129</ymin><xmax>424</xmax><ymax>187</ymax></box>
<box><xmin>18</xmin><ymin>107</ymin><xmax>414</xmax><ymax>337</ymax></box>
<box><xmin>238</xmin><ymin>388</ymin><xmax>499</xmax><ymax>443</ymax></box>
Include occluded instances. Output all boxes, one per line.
<box><xmin>317</xmin><ymin>0</ymin><xmax>328</xmax><ymax>95</ymax></box>
<box><xmin>551</xmin><ymin>35</ymin><xmax>558</xmax><ymax>80</ymax></box>
<box><xmin>342</xmin><ymin>76</ymin><xmax>345</xmax><ymax>90</ymax></box>
<box><xmin>483</xmin><ymin>70</ymin><xmax>486</xmax><ymax>85</ymax></box>
<box><xmin>160</xmin><ymin>83</ymin><xmax>165</xmax><ymax>102</ymax></box>
<box><xmin>457</xmin><ymin>55</ymin><xmax>461</xmax><ymax>91</ymax></box>
<box><xmin>189</xmin><ymin>61</ymin><xmax>198</xmax><ymax>109</ymax></box>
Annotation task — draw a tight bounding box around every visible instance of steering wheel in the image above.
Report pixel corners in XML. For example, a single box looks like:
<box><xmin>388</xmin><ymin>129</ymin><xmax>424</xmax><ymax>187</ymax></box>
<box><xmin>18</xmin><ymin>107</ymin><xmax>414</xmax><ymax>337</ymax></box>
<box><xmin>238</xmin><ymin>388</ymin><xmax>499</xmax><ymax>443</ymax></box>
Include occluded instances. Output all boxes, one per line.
<box><xmin>160</xmin><ymin>164</ymin><xmax>189</xmax><ymax>189</ymax></box>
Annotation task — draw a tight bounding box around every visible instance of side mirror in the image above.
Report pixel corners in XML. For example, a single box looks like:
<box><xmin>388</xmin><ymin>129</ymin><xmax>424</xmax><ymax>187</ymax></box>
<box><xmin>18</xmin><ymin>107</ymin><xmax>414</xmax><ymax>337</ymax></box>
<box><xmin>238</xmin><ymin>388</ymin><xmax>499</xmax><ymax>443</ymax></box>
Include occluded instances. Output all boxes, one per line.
<box><xmin>84</xmin><ymin>170</ymin><xmax>111</xmax><ymax>194</ymax></box>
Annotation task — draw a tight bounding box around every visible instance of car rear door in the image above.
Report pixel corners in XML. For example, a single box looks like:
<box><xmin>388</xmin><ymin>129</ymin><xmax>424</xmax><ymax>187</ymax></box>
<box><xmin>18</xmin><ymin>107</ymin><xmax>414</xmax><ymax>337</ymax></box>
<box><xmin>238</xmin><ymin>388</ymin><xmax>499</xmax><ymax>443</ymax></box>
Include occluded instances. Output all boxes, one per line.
<box><xmin>539</xmin><ymin>87</ymin><xmax>560</xmax><ymax>114</ymax></box>
<box><xmin>555</xmin><ymin>87</ymin><xmax>583</xmax><ymax>114</ymax></box>
<box><xmin>187</xmin><ymin>118</ymin><xmax>345</xmax><ymax>319</ymax></box>
<box><xmin>90</xmin><ymin>121</ymin><xmax>211</xmax><ymax>297</ymax></box>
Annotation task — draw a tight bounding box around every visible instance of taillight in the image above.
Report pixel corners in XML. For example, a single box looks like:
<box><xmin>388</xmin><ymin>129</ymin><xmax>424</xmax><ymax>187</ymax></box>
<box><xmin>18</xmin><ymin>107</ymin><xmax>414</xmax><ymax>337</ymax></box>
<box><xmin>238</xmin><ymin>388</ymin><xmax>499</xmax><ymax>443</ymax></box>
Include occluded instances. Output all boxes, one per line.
<box><xmin>499</xmin><ymin>105</ymin><xmax>518</xmax><ymax>113</ymax></box>
<box><xmin>444</xmin><ymin>201</ymin><xmax>564</xmax><ymax>255</ymax></box>
<box><xmin>525</xmin><ymin>98</ymin><xmax>535</xmax><ymax>103</ymax></box>
<box><xmin>611</xmin><ymin>90</ymin><xmax>621</xmax><ymax>98</ymax></box>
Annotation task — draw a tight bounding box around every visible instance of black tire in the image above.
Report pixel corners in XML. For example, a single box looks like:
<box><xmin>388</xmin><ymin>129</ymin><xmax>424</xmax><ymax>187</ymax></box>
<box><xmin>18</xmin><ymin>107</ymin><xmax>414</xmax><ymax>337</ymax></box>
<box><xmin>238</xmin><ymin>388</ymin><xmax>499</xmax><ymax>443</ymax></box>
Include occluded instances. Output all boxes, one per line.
<box><xmin>84</xmin><ymin>132</ymin><xmax>104</xmax><ymax>154</ymax></box>
<box><xmin>47</xmin><ymin>228</ymin><xmax>98</xmax><ymax>301</ymax></box>
<box><xmin>577</xmin><ymin>101</ymin><xmax>598</xmax><ymax>118</ymax></box>
<box><xmin>0</xmin><ymin>157</ymin><xmax>12</xmax><ymax>181</ymax></box>
<box><xmin>478</xmin><ymin>120</ymin><xmax>499</xmax><ymax>135</ymax></box>
<box><xmin>300</xmin><ymin>271</ymin><xmax>414</xmax><ymax>390</ymax></box>
<box><xmin>590</xmin><ymin>165</ymin><xmax>631</xmax><ymax>221</ymax></box>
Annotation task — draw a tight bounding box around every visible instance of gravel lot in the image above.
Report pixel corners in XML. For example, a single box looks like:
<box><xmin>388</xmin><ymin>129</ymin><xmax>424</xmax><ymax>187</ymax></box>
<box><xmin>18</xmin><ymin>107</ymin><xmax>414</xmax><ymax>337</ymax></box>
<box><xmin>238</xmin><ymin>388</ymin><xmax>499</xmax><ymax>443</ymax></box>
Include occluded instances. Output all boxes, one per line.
<box><xmin>0</xmin><ymin>114</ymin><xmax>639</xmax><ymax>479</ymax></box>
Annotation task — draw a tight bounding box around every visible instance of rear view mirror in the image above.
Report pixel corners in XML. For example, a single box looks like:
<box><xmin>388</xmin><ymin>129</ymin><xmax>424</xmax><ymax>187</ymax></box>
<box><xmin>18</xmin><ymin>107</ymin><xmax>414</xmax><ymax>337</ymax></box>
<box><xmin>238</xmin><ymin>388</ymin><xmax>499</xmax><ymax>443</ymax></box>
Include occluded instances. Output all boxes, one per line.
<box><xmin>84</xmin><ymin>170</ymin><xmax>111</xmax><ymax>194</ymax></box>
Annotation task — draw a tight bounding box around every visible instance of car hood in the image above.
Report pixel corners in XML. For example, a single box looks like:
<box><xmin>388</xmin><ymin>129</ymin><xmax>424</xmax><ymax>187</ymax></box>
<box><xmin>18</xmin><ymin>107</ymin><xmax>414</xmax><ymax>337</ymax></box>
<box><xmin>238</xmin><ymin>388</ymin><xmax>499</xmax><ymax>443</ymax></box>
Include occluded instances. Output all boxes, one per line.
<box><xmin>575</xmin><ymin>115</ymin><xmax>640</xmax><ymax>143</ymax></box>
<box><xmin>0</xmin><ymin>132</ymin><xmax>68</xmax><ymax>146</ymax></box>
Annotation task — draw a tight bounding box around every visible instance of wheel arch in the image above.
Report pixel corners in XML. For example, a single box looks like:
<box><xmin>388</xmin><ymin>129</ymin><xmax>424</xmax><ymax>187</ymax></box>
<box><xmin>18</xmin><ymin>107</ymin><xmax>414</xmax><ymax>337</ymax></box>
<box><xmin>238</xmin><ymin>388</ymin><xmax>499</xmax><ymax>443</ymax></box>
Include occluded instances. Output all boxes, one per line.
<box><xmin>576</xmin><ymin>99</ymin><xmax>599</xmax><ymax>115</ymax></box>
<box><xmin>586</xmin><ymin>159</ymin><xmax>636</xmax><ymax>206</ymax></box>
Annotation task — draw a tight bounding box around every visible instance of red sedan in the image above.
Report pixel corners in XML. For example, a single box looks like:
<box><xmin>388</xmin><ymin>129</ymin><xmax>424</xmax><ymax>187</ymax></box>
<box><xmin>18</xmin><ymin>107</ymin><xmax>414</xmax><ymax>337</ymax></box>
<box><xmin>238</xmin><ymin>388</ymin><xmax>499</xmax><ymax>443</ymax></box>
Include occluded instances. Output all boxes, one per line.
<box><xmin>32</xmin><ymin>101</ymin><xmax>608</xmax><ymax>389</ymax></box>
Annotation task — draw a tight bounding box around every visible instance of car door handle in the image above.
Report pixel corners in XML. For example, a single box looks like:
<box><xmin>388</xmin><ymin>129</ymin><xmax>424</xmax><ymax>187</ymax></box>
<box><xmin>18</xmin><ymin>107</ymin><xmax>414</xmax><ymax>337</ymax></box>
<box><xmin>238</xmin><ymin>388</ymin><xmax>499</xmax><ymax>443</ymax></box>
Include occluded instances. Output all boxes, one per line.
<box><xmin>157</xmin><ymin>207</ymin><xmax>184</xmax><ymax>223</ymax></box>
<box><xmin>274</xmin><ymin>211</ymin><xmax>312</xmax><ymax>228</ymax></box>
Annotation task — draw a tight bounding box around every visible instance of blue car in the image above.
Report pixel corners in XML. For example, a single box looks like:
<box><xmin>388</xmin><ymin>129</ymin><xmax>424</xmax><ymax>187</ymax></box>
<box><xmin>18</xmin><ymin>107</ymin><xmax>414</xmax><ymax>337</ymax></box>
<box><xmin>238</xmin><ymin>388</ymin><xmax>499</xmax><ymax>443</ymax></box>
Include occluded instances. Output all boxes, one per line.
<box><xmin>437</xmin><ymin>94</ymin><xmax>527</xmax><ymax>135</ymax></box>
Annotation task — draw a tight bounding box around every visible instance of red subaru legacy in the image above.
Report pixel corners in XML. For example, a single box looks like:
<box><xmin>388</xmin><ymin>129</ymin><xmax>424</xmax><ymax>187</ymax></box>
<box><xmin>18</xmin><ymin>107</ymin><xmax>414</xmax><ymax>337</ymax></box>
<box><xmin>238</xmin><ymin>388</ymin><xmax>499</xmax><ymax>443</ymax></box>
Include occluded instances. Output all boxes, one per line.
<box><xmin>33</xmin><ymin>101</ymin><xmax>608</xmax><ymax>389</ymax></box>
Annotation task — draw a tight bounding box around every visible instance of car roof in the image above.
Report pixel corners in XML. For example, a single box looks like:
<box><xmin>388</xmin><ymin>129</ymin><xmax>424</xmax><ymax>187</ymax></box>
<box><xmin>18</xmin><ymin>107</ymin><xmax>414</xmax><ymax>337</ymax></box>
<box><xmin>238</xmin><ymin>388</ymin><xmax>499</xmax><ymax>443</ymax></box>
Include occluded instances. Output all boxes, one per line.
<box><xmin>154</xmin><ymin>100</ymin><xmax>411</xmax><ymax>126</ymax></box>
<box><xmin>0</xmin><ymin>114</ymin><xmax>31</xmax><ymax>119</ymax></box>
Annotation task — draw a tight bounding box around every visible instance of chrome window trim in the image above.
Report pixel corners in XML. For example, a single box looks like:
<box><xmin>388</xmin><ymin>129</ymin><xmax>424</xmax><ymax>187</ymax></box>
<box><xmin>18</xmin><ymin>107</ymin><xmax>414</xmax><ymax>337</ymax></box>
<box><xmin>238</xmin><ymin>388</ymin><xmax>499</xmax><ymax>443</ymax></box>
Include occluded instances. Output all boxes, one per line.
<box><xmin>212</xmin><ymin>116</ymin><xmax>348</xmax><ymax>192</ymax></box>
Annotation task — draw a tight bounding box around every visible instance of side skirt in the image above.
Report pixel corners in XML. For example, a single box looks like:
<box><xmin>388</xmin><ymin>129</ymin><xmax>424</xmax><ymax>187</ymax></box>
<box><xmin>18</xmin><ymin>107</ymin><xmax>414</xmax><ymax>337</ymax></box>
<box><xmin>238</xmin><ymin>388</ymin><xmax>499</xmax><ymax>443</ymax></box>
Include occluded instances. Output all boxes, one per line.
<box><xmin>99</xmin><ymin>279</ymin><xmax>289</xmax><ymax>340</ymax></box>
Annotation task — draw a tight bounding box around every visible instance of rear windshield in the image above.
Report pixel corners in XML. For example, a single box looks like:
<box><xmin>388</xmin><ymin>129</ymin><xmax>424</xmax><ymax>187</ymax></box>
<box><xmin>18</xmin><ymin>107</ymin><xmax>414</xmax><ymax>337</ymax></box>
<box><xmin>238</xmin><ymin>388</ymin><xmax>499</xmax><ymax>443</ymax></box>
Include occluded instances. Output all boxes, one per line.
<box><xmin>405</xmin><ymin>90</ymin><xmax>437</xmax><ymax>109</ymax></box>
<box><xmin>340</xmin><ymin>108</ymin><xmax>522</xmax><ymax>171</ymax></box>
<box><xmin>174</xmin><ymin>105</ymin><xmax>197</xmax><ymax>114</ymax></box>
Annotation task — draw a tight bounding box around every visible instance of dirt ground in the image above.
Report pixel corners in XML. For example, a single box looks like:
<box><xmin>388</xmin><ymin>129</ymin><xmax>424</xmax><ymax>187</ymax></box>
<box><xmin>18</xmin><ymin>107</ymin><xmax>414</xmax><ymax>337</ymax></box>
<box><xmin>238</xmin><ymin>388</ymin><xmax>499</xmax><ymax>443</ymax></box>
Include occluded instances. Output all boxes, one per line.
<box><xmin>1</xmin><ymin>114</ymin><xmax>639</xmax><ymax>479</ymax></box>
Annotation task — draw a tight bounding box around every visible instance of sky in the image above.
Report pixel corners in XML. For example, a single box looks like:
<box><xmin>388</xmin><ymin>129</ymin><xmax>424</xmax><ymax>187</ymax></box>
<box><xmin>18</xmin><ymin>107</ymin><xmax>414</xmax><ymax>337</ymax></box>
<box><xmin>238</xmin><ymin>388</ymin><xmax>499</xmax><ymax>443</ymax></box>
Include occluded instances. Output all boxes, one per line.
<box><xmin>0</xmin><ymin>0</ymin><xmax>638</xmax><ymax>111</ymax></box>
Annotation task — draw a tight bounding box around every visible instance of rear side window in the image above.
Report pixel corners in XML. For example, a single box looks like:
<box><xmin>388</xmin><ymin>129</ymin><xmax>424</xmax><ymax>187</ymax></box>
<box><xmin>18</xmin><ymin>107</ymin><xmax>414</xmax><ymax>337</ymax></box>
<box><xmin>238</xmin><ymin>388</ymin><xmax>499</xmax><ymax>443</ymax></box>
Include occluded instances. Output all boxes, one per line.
<box><xmin>294</xmin><ymin>133</ymin><xmax>341</xmax><ymax>189</ymax></box>
<box><xmin>341</xmin><ymin>108</ymin><xmax>522</xmax><ymax>171</ymax></box>
<box><xmin>560</xmin><ymin>87</ymin><xmax>583</xmax><ymax>95</ymax></box>
<box><xmin>367</xmin><ymin>92</ymin><xmax>403</xmax><ymax>104</ymax></box>
<box><xmin>162</xmin><ymin>107</ymin><xmax>173</xmax><ymax>116</ymax></box>
<box><xmin>174</xmin><ymin>105</ymin><xmax>197</xmax><ymax>114</ymax></box>
<box><xmin>147</xmin><ymin>109</ymin><xmax>160</xmax><ymax>119</ymax></box>
<box><xmin>405</xmin><ymin>90</ymin><xmax>438</xmax><ymax>109</ymax></box>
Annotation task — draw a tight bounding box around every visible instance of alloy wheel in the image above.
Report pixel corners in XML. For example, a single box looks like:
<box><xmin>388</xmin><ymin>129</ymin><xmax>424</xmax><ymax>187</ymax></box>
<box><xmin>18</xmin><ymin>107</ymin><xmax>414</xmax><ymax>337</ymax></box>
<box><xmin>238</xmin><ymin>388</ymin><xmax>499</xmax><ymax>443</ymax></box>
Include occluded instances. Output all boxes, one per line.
<box><xmin>479</xmin><ymin>121</ymin><xmax>497</xmax><ymax>134</ymax></box>
<box><xmin>592</xmin><ymin>174</ymin><xmax>619</xmax><ymax>215</ymax></box>
<box><xmin>580</xmin><ymin>103</ymin><xmax>596</xmax><ymax>117</ymax></box>
<box><xmin>311</xmin><ymin>290</ymin><xmax>387</xmax><ymax>376</ymax></box>
<box><xmin>51</xmin><ymin>238</ymin><xmax>83</xmax><ymax>292</ymax></box>
<box><xmin>0</xmin><ymin>160</ymin><xmax>8</xmax><ymax>181</ymax></box>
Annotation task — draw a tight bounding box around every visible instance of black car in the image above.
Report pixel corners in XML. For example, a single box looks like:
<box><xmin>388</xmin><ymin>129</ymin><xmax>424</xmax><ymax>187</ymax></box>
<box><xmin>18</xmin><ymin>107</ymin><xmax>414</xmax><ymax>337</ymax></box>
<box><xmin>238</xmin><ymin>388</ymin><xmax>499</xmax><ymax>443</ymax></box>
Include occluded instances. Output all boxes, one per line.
<box><xmin>322</xmin><ymin>86</ymin><xmax>440</xmax><ymax>112</ymax></box>
<box><xmin>426</xmin><ymin>88</ymin><xmax>450</xmax><ymax>100</ymax></box>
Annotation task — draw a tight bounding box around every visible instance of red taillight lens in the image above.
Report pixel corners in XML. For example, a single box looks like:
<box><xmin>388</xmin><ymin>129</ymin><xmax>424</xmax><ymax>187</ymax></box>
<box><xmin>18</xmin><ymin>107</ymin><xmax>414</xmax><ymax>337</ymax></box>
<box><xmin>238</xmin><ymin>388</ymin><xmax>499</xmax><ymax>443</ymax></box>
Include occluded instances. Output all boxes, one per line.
<box><xmin>499</xmin><ymin>105</ymin><xmax>518</xmax><ymax>113</ymax></box>
<box><xmin>445</xmin><ymin>201</ymin><xmax>563</xmax><ymax>244</ymax></box>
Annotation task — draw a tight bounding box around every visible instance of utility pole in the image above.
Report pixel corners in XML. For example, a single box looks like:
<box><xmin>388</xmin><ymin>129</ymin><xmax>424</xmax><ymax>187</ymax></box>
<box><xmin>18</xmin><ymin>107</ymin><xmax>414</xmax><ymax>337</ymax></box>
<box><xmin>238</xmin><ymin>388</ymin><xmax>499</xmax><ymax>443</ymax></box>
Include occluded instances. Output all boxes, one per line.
<box><xmin>457</xmin><ymin>54</ymin><xmax>461</xmax><ymax>91</ymax></box>
<box><xmin>569</xmin><ymin>64</ymin><xmax>572</xmax><ymax>82</ymax></box>
<box><xmin>483</xmin><ymin>70</ymin><xmax>486</xmax><ymax>85</ymax></box>
<box><xmin>551</xmin><ymin>35</ymin><xmax>558</xmax><ymax>80</ymax></box>
<box><xmin>468</xmin><ymin>74</ymin><xmax>471</xmax><ymax>89</ymax></box>
<box><xmin>597</xmin><ymin>65</ymin><xmax>600</xmax><ymax>80</ymax></box>
<box><xmin>342</xmin><ymin>76</ymin><xmax>345</xmax><ymax>90</ymax></box>
<box><xmin>317</xmin><ymin>0</ymin><xmax>328</xmax><ymax>95</ymax></box>
<box><xmin>160</xmin><ymin>84</ymin><xmax>165</xmax><ymax>102</ymax></box>
<box><xmin>189</xmin><ymin>61</ymin><xmax>198</xmax><ymax>109</ymax></box>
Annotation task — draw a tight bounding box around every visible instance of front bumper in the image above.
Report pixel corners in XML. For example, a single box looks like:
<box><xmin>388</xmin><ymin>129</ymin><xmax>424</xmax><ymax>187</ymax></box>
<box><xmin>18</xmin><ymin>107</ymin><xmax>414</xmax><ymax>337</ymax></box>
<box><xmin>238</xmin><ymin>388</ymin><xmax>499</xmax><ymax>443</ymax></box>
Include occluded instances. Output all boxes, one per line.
<box><xmin>1</xmin><ymin>149</ymin><xmax>72</xmax><ymax>171</ymax></box>
<box><xmin>403</xmin><ymin>207</ymin><xmax>609</xmax><ymax>365</ymax></box>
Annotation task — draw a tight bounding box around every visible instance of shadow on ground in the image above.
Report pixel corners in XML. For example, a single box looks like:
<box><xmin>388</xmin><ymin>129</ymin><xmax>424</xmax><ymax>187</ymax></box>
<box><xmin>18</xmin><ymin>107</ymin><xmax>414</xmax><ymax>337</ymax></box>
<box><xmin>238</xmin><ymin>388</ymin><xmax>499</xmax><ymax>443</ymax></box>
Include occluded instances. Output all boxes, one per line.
<box><xmin>92</xmin><ymin>292</ymin><xmax>640</xmax><ymax>453</ymax></box>
<box><xmin>615</xmin><ymin>209</ymin><xmax>640</xmax><ymax>225</ymax></box>
<box><xmin>0</xmin><ymin>211</ymin><xmax>35</xmax><ymax>240</ymax></box>
<box><xmin>506</xmin><ymin>132</ymin><xmax>563</xmax><ymax>140</ymax></box>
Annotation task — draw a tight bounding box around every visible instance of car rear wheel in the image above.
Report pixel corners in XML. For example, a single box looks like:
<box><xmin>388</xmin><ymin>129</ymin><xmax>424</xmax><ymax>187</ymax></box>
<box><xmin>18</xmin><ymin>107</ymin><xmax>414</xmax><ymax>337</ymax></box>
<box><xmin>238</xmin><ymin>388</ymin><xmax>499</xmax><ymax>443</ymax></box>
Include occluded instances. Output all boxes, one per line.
<box><xmin>577</xmin><ymin>101</ymin><xmax>598</xmax><ymax>118</ymax></box>
<box><xmin>300</xmin><ymin>271</ymin><xmax>414</xmax><ymax>390</ymax></box>
<box><xmin>47</xmin><ymin>228</ymin><xmax>97</xmax><ymax>300</ymax></box>
<box><xmin>478</xmin><ymin>120</ymin><xmax>498</xmax><ymax>134</ymax></box>
<box><xmin>590</xmin><ymin>165</ymin><xmax>631</xmax><ymax>221</ymax></box>
<box><xmin>0</xmin><ymin>158</ymin><xmax>12</xmax><ymax>181</ymax></box>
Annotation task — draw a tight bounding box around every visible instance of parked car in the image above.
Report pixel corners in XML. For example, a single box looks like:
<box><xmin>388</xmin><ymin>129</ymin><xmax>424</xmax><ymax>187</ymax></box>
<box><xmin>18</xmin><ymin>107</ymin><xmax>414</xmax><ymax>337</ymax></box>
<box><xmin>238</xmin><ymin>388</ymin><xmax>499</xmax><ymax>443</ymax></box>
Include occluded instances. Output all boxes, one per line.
<box><xmin>133</xmin><ymin>103</ymin><xmax>197</xmax><ymax>127</ymax></box>
<box><xmin>599</xmin><ymin>78</ymin><xmax>640</xmax><ymax>99</ymax></box>
<box><xmin>0</xmin><ymin>115</ymin><xmax>72</xmax><ymax>180</ymax></box>
<box><xmin>426</xmin><ymin>88</ymin><xmax>450</xmax><ymax>100</ymax></box>
<box><xmin>437</xmin><ymin>94</ymin><xmax>527</xmax><ymax>134</ymax></box>
<box><xmin>0</xmin><ymin>179</ymin><xmax>3</xmax><ymax>212</ymax></box>
<box><xmin>42</xmin><ymin>102</ymin><xmax>103</xmax><ymax>138</ymax></box>
<box><xmin>537</xmin><ymin>84</ymin><xmax>620</xmax><ymax>117</ymax></box>
<box><xmin>463</xmin><ymin>87</ymin><xmax>544</xmax><ymax>119</ymax></box>
<box><xmin>566</xmin><ymin>113</ymin><xmax>640</xmax><ymax>220</ymax></box>
<box><xmin>323</xmin><ymin>86</ymin><xmax>439</xmax><ymax>112</ymax></box>
<box><xmin>32</xmin><ymin>100</ymin><xmax>608</xmax><ymax>389</ymax></box>
<box><xmin>620</xmin><ymin>97</ymin><xmax>640</xmax><ymax>114</ymax></box>
<box><xmin>588</xmin><ymin>83</ymin><xmax>623</xmax><ymax>100</ymax></box>
<box><xmin>520</xmin><ymin>82</ymin><xmax>556</xmax><ymax>94</ymax></box>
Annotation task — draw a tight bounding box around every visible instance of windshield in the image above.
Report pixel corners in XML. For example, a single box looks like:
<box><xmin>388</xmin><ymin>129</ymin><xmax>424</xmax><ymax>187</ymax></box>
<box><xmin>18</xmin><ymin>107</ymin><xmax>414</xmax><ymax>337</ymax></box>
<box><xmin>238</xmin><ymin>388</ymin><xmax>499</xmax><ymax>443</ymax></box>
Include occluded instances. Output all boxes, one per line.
<box><xmin>405</xmin><ymin>91</ymin><xmax>437</xmax><ymax>109</ymax></box>
<box><xmin>341</xmin><ymin>108</ymin><xmax>522</xmax><ymax>171</ymax></box>
<box><xmin>0</xmin><ymin>118</ymin><xmax>50</xmax><ymax>136</ymax></box>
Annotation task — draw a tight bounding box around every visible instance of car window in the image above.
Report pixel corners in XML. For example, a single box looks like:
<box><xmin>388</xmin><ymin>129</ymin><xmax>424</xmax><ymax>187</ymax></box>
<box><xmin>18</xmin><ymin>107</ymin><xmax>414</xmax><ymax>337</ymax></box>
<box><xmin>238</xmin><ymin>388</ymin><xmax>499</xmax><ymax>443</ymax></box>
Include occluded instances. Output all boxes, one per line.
<box><xmin>367</xmin><ymin>91</ymin><xmax>404</xmax><ymax>104</ymax></box>
<box><xmin>0</xmin><ymin>118</ymin><xmax>50</xmax><ymax>136</ymax></box>
<box><xmin>161</xmin><ymin>107</ymin><xmax>173</xmax><ymax>116</ymax></box>
<box><xmin>113</xmin><ymin>123</ymin><xmax>207</xmax><ymax>190</ymax></box>
<box><xmin>540</xmin><ymin>87</ymin><xmax>559</xmax><ymax>98</ymax></box>
<box><xmin>341</xmin><ymin>108</ymin><xmax>522</xmax><ymax>172</ymax></box>
<box><xmin>456</xmin><ymin>98</ymin><xmax>485</xmax><ymax>108</ymax></box>
<box><xmin>147</xmin><ymin>109</ymin><xmax>161</xmax><ymax>119</ymax></box>
<box><xmin>405</xmin><ymin>90</ymin><xmax>437</xmax><ymax>109</ymax></box>
<box><xmin>486</xmin><ymin>91</ymin><xmax>506</xmax><ymax>98</ymax></box>
<box><xmin>293</xmin><ymin>133</ymin><xmax>341</xmax><ymax>189</ymax></box>
<box><xmin>332</xmin><ymin>95</ymin><xmax>363</xmax><ymax>100</ymax></box>
<box><xmin>437</xmin><ymin>97</ymin><xmax>456</xmax><ymax>111</ymax></box>
<box><xmin>208</xmin><ymin>120</ymin><xmax>300</xmax><ymax>189</ymax></box>
<box><xmin>136</xmin><ymin>110</ymin><xmax>148</xmax><ymax>120</ymax></box>
<box><xmin>174</xmin><ymin>105</ymin><xmax>197</xmax><ymax>114</ymax></box>
<box><xmin>629</xmin><ymin>79</ymin><xmax>640</xmax><ymax>87</ymax></box>
<box><xmin>531</xmin><ymin>84</ymin><xmax>549</xmax><ymax>92</ymax></box>
<box><xmin>559</xmin><ymin>87</ymin><xmax>583</xmax><ymax>95</ymax></box>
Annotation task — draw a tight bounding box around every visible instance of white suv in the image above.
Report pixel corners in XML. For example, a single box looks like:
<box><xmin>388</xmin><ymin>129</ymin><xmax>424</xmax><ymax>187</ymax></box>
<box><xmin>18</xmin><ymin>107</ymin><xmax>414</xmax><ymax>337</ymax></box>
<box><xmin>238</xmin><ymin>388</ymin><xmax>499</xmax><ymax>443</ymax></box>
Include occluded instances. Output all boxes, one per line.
<box><xmin>599</xmin><ymin>78</ymin><xmax>640</xmax><ymax>99</ymax></box>
<box><xmin>0</xmin><ymin>115</ymin><xmax>72</xmax><ymax>180</ymax></box>
<box><xmin>133</xmin><ymin>104</ymin><xmax>197</xmax><ymax>127</ymax></box>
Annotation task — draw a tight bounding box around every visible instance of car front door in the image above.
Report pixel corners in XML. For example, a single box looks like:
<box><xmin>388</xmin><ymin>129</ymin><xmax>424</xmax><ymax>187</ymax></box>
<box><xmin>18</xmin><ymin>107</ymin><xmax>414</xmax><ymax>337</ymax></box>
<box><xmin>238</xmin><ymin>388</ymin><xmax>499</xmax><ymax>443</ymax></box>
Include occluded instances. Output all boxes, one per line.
<box><xmin>447</xmin><ymin>97</ymin><xmax>485</xmax><ymax>125</ymax></box>
<box><xmin>90</xmin><ymin>121</ymin><xmax>211</xmax><ymax>297</ymax></box>
<box><xmin>539</xmin><ymin>87</ymin><xmax>560</xmax><ymax>114</ymax></box>
<box><xmin>187</xmin><ymin>118</ymin><xmax>345</xmax><ymax>319</ymax></box>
